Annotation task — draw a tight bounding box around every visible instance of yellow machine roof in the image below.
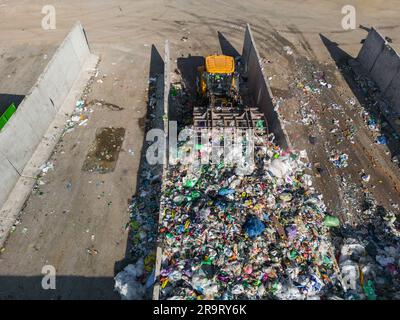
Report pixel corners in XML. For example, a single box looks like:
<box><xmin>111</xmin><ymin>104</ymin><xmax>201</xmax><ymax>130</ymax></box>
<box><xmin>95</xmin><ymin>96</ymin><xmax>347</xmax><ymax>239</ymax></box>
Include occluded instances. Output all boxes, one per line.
<box><xmin>205</xmin><ymin>55</ymin><xmax>234</xmax><ymax>74</ymax></box>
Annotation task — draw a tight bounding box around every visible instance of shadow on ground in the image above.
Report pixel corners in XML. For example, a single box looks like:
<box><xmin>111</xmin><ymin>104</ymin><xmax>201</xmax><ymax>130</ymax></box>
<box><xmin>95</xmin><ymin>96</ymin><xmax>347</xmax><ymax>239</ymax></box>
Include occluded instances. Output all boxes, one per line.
<box><xmin>0</xmin><ymin>94</ymin><xmax>25</xmax><ymax>114</ymax></box>
<box><xmin>218</xmin><ymin>31</ymin><xmax>240</xmax><ymax>58</ymax></box>
<box><xmin>113</xmin><ymin>44</ymin><xmax>165</xmax><ymax>298</ymax></box>
<box><xmin>0</xmin><ymin>275</ymin><xmax>119</xmax><ymax>300</ymax></box>
<box><xmin>177</xmin><ymin>55</ymin><xmax>204</xmax><ymax>96</ymax></box>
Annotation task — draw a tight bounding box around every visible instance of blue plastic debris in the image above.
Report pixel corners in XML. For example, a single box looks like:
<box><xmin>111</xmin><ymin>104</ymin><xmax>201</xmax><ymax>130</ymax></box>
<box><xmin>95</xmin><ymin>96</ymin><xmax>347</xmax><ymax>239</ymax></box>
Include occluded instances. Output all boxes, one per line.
<box><xmin>243</xmin><ymin>215</ymin><xmax>265</xmax><ymax>239</ymax></box>
<box><xmin>146</xmin><ymin>269</ymin><xmax>156</xmax><ymax>289</ymax></box>
<box><xmin>376</xmin><ymin>135</ymin><xmax>388</xmax><ymax>145</ymax></box>
<box><xmin>263</xmin><ymin>213</ymin><xmax>270</xmax><ymax>221</ymax></box>
<box><xmin>367</xmin><ymin>118</ymin><xmax>377</xmax><ymax>130</ymax></box>
<box><xmin>218</xmin><ymin>188</ymin><xmax>235</xmax><ymax>196</ymax></box>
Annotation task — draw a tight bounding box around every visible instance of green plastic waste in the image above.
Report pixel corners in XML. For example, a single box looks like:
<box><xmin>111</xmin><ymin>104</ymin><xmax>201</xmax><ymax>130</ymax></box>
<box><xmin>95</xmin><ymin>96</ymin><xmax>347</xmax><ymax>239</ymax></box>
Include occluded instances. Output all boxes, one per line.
<box><xmin>201</xmin><ymin>256</ymin><xmax>212</xmax><ymax>265</ymax></box>
<box><xmin>186</xmin><ymin>191</ymin><xmax>201</xmax><ymax>202</ymax></box>
<box><xmin>323</xmin><ymin>255</ymin><xmax>333</xmax><ymax>266</ymax></box>
<box><xmin>130</xmin><ymin>220</ymin><xmax>140</xmax><ymax>231</ymax></box>
<box><xmin>254</xmin><ymin>279</ymin><xmax>261</xmax><ymax>287</ymax></box>
<box><xmin>364</xmin><ymin>280</ymin><xmax>377</xmax><ymax>300</ymax></box>
<box><xmin>324</xmin><ymin>215</ymin><xmax>340</xmax><ymax>228</ymax></box>
<box><xmin>184</xmin><ymin>179</ymin><xmax>197</xmax><ymax>188</ymax></box>
<box><xmin>271</xmin><ymin>282</ymin><xmax>279</xmax><ymax>293</ymax></box>
<box><xmin>171</xmin><ymin>86</ymin><xmax>178</xmax><ymax>97</ymax></box>
<box><xmin>289</xmin><ymin>249</ymin><xmax>298</xmax><ymax>260</ymax></box>
<box><xmin>256</xmin><ymin>120</ymin><xmax>264</xmax><ymax>129</ymax></box>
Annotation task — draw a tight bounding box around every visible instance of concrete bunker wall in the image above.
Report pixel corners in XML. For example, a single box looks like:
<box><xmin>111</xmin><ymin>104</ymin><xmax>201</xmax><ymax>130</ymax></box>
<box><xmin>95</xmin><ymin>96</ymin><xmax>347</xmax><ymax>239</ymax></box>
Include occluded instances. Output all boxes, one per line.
<box><xmin>164</xmin><ymin>40</ymin><xmax>170</xmax><ymax>166</ymax></box>
<box><xmin>0</xmin><ymin>23</ymin><xmax>92</xmax><ymax>208</ymax></box>
<box><xmin>153</xmin><ymin>40</ymin><xmax>170</xmax><ymax>300</ymax></box>
<box><xmin>242</xmin><ymin>24</ymin><xmax>290</xmax><ymax>149</ymax></box>
<box><xmin>357</xmin><ymin>27</ymin><xmax>400</xmax><ymax>115</ymax></box>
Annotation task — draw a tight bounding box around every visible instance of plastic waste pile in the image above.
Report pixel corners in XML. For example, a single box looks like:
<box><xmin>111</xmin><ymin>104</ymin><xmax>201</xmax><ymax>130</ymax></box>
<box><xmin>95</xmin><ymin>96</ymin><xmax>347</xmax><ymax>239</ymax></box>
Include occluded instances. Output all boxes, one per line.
<box><xmin>157</xmin><ymin>140</ymin><xmax>345</xmax><ymax>300</ymax></box>
<box><xmin>333</xmin><ymin>191</ymin><xmax>400</xmax><ymax>300</ymax></box>
<box><xmin>115</xmin><ymin>258</ymin><xmax>147</xmax><ymax>300</ymax></box>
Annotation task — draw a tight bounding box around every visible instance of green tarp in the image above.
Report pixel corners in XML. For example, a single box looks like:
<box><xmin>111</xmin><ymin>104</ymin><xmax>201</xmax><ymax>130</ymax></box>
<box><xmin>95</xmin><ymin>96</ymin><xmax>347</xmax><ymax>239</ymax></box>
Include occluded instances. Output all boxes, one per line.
<box><xmin>0</xmin><ymin>103</ymin><xmax>16</xmax><ymax>130</ymax></box>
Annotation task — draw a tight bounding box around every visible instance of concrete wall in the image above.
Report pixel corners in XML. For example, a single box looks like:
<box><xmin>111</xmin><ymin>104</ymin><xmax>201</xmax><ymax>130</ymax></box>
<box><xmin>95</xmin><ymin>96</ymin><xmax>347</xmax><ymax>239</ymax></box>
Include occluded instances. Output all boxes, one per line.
<box><xmin>153</xmin><ymin>40</ymin><xmax>170</xmax><ymax>300</ymax></box>
<box><xmin>357</xmin><ymin>28</ymin><xmax>386</xmax><ymax>73</ymax></box>
<box><xmin>0</xmin><ymin>22</ymin><xmax>92</xmax><ymax>208</ymax></box>
<box><xmin>242</xmin><ymin>24</ymin><xmax>290</xmax><ymax>149</ymax></box>
<box><xmin>385</xmin><ymin>70</ymin><xmax>400</xmax><ymax>114</ymax></box>
<box><xmin>164</xmin><ymin>40</ymin><xmax>170</xmax><ymax>165</ymax></box>
<box><xmin>0</xmin><ymin>152</ymin><xmax>20</xmax><ymax>207</ymax></box>
<box><xmin>357</xmin><ymin>28</ymin><xmax>400</xmax><ymax>114</ymax></box>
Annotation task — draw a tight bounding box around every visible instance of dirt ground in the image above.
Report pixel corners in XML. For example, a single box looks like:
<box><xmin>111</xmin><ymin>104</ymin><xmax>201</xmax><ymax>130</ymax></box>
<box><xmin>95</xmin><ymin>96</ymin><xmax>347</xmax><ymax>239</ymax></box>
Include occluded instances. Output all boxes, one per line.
<box><xmin>0</xmin><ymin>0</ymin><xmax>399</xmax><ymax>299</ymax></box>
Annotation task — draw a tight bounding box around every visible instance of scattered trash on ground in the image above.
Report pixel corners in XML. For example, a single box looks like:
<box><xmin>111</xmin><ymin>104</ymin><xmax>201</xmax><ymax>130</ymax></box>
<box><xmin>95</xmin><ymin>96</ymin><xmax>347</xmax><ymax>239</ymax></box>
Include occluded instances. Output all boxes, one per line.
<box><xmin>39</xmin><ymin>161</ymin><xmax>54</xmax><ymax>174</ymax></box>
<box><xmin>283</xmin><ymin>46</ymin><xmax>293</xmax><ymax>55</ymax></box>
<box><xmin>329</xmin><ymin>151</ymin><xmax>349</xmax><ymax>169</ymax></box>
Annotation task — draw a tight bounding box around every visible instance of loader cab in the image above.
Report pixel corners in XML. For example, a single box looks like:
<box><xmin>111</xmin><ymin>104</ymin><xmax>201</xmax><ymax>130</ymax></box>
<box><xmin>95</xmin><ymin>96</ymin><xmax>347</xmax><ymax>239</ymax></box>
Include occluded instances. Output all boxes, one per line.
<box><xmin>197</xmin><ymin>55</ymin><xmax>237</xmax><ymax>98</ymax></box>
<box><xmin>206</xmin><ymin>73</ymin><xmax>233</xmax><ymax>97</ymax></box>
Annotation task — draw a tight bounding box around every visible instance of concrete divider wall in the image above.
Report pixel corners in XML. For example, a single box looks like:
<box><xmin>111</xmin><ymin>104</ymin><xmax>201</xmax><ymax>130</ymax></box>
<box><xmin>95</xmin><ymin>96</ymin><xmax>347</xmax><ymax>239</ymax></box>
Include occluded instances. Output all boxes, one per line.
<box><xmin>153</xmin><ymin>40</ymin><xmax>170</xmax><ymax>300</ymax></box>
<box><xmin>164</xmin><ymin>40</ymin><xmax>170</xmax><ymax>165</ymax></box>
<box><xmin>0</xmin><ymin>22</ymin><xmax>92</xmax><ymax>208</ymax></box>
<box><xmin>385</xmin><ymin>70</ymin><xmax>400</xmax><ymax>114</ymax></box>
<box><xmin>242</xmin><ymin>24</ymin><xmax>290</xmax><ymax>149</ymax></box>
<box><xmin>0</xmin><ymin>152</ymin><xmax>20</xmax><ymax>208</ymax></box>
<box><xmin>357</xmin><ymin>28</ymin><xmax>400</xmax><ymax>114</ymax></box>
<box><xmin>357</xmin><ymin>28</ymin><xmax>386</xmax><ymax>73</ymax></box>
<box><xmin>370</xmin><ymin>44</ymin><xmax>400</xmax><ymax>93</ymax></box>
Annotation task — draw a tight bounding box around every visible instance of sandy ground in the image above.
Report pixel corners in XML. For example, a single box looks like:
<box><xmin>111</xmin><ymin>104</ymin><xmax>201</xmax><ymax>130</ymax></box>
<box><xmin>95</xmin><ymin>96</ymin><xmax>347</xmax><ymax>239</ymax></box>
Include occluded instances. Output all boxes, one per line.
<box><xmin>0</xmin><ymin>0</ymin><xmax>399</xmax><ymax>299</ymax></box>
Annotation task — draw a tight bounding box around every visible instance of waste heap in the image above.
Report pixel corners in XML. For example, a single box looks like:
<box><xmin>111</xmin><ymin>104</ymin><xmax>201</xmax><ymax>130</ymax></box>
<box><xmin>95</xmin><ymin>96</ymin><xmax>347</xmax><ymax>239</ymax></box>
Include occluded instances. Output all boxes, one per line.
<box><xmin>333</xmin><ymin>191</ymin><xmax>400</xmax><ymax>300</ymax></box>
<box><xmin>158</xmin><ymin>138</ymin><xmax>344</xmax><ymax>300</ymax></box>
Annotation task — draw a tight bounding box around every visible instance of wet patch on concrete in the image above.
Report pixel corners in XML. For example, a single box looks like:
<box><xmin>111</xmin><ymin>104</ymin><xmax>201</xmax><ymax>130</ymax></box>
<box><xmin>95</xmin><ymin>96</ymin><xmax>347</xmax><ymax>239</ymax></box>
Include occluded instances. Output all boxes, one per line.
<box><xmin>87</xmin><ymin>99</ymin><xmax>124</xmax><ymax>111</ymax></box>
<box><xmin>82</xmin><ymin>127</ymin><xmax>126</xmax><ymax>173</ymax></box>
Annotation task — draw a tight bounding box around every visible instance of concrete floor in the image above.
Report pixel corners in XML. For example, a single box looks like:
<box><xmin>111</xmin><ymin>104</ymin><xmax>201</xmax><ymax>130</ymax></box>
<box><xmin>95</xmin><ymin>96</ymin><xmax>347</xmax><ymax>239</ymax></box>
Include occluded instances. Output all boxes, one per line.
<box><xmin>0</xmin><ymin>0</ymin><xmax>399</xmax><ymax>299</ymax></box>
<box><xmin>0</xmin><ymin>48</ymin><xmax>150</xmax><ymax>299</ymax></box>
